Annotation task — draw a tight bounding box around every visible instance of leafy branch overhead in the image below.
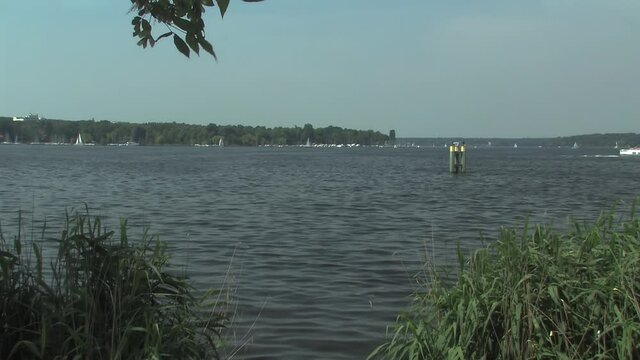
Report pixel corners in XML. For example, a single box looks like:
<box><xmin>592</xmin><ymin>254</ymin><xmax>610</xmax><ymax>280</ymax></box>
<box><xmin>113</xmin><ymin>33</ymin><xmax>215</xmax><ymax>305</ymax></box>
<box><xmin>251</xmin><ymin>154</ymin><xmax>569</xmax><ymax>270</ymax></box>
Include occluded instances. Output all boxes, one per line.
<box><xmin>130</xmin><ymin>0</ymin><xmax>263</xmax><ymax>59</ymax></box>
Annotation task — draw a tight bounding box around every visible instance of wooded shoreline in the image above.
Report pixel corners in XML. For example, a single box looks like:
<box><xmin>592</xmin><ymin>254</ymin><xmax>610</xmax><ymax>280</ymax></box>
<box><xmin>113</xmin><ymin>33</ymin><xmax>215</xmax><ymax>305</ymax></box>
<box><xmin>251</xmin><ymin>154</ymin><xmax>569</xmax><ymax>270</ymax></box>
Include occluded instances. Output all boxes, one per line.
<box><xmin>0</xmin><ymin>116</ymin><xmax>390</xmax><ymax>146</ymax></box>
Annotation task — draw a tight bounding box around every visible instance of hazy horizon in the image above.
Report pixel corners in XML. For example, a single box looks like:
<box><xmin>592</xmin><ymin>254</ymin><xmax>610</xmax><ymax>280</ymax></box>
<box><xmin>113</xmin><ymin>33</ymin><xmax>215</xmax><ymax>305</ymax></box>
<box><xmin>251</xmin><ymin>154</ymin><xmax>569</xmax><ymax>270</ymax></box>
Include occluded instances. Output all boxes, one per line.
<box><xmin>1</xmin><ymin>0</ymin><xmax>639</xmax><ymax>138</ymax></box>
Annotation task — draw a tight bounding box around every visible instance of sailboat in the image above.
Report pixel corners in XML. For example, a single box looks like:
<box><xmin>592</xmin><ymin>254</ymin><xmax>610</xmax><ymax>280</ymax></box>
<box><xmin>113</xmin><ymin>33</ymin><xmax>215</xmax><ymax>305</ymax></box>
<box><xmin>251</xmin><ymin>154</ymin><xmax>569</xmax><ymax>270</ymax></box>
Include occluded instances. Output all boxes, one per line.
<box><xmin>572</xmin><ymin>142</ymin><xmax>579</xmax><ymax>149</ymax></box>
<box><xmin>614</xmin><ymin>142</ymin><xmax>619</xmax><ymax>149</ymax></box>
<box><xmin>74</xmin><ymin>133</ymin><xmax>84</xmax><ymax>145</ymax></box>
<box><xmin>218</xmin><ymin>138</ymin><xmax>224</xmax><ymax>147</ymax></box>
<box><xmin>513</xmin><ymin>143</ymin><xmax>518</xmax><ymax>148</ymax></box>
<box><xmin>305</xmin><ymin>137</ymin><xmax>311</xmax><ymax>147</ymax></box>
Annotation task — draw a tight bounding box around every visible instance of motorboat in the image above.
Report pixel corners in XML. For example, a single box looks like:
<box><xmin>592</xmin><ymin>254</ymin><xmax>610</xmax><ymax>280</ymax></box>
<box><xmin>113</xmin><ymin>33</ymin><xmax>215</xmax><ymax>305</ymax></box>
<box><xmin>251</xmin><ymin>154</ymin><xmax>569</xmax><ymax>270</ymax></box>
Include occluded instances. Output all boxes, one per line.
<box><xmin>619</xmin><ymin>147</ymin><xmax>640</xmax><ymax>156</ymax></box>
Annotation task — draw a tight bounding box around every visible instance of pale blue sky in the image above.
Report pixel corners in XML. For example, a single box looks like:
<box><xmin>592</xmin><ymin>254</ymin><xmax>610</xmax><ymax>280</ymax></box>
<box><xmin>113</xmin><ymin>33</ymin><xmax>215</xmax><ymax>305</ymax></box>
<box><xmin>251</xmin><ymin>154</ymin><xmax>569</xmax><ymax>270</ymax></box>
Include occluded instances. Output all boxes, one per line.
<box><xmin>1</xmin><ymin>0</ymin><xmax>639</xmax><ymax>137</ymax></box>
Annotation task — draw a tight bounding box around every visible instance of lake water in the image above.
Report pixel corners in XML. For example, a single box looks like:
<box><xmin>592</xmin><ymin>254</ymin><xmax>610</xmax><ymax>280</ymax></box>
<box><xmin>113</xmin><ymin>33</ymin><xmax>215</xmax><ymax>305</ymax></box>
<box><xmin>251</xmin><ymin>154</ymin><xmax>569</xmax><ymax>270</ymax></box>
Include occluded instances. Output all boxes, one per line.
<box><xmin>1</xmin><ymin>145</ymin><xmax>638</xmax><ymax>359</ymax></box>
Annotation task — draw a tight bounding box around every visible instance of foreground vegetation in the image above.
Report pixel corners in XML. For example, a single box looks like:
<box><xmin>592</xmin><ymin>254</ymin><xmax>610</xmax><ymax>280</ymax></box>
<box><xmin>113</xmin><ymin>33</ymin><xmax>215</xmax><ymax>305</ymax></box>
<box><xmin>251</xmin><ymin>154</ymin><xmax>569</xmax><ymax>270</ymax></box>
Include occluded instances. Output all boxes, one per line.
<box><xmin>3</xmin><ymin>206</ymin><xmax>639</xmax><ymax>359</ymax></box>
<box><xmin>0</xmin><ymin>116</ymin><xmax>390</xmax><ymax>146</ymax></box>
<box><xmin>0</xmin><ymin>213</ymin><xmax>227</xmax><ymax>360</ymax></box>
<box><xmin>371</xmin><ymin>206</ymin><xmax>640</xmax><ymax>359</ymax></box>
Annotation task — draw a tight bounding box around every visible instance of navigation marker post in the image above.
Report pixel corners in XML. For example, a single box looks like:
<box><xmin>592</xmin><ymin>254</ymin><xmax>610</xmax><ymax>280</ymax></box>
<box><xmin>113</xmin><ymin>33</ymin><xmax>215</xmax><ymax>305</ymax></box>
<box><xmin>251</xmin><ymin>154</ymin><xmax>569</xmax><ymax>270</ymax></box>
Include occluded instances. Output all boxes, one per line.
<box><xmin>449</xmin><ymin>142</ymin><xmax>466</xmax><ymax>174</ymax></box>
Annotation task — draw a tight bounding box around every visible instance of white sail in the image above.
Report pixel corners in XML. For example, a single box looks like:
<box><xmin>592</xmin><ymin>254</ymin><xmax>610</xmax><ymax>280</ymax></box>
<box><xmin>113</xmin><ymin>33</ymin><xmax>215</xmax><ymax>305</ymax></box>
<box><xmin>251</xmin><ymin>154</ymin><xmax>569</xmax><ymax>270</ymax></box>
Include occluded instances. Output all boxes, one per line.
<box><xmin>305</xmin><ymin>138</ymin><xmax>311</xmax><ymax>147</ymax></box>
<box><xmin>74</xmin><ymin>133</ymin><xmax>84</xmax><ymax>145</ymax></box>
<box><xmin>219</xmin><ymin>138</ymin><xmax>224</xmax><ymax>147</ymax></box>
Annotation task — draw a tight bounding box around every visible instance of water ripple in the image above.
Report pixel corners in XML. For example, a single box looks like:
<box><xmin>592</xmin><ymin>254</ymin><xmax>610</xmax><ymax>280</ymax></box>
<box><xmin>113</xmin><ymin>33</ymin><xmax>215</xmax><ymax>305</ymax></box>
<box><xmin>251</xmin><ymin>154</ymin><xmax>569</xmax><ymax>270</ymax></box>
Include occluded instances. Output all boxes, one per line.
<box><xmin>0</xmin><ymin>145</ymin><xmax>637</xmax><ymax>359</ymax></box>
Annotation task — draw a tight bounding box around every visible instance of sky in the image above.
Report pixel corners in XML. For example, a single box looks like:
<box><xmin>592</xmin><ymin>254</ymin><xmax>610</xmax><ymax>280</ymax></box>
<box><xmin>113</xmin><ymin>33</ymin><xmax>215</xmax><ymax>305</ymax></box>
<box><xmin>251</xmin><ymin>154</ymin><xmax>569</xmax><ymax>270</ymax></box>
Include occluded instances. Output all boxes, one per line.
<box><xmin>1</xmin><ymin>0</ymin><xmax>639</xmax><ymax>137</ymax></box>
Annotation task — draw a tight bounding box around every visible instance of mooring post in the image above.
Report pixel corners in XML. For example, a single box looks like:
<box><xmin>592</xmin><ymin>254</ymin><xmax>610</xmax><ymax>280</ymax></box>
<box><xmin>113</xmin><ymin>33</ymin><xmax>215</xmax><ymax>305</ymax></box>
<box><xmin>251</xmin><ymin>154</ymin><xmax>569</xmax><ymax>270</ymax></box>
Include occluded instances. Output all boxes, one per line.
<box><xmin>449</xmin><ymin>141</ymin><xmax>466</xmax><ymax>174</ymax></box>
<box><xmin>449</xmin><ymin>144</ymin><xmax>455</xmax><ymax>173</ymax></box>
<box><xmin>460</xmin><ymin>142</ymin><xmax>466</xmax><ymax>173</ymax></box>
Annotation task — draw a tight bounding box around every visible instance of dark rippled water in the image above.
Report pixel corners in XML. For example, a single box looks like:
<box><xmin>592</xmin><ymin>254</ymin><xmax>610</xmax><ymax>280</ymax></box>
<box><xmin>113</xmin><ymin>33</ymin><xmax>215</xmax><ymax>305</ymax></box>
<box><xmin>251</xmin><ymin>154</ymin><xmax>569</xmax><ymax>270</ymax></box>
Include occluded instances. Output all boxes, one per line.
<box><xmin>1</xmin><ymin>145</ymin><xmax>638</xmax><ymax>359</ymax></box>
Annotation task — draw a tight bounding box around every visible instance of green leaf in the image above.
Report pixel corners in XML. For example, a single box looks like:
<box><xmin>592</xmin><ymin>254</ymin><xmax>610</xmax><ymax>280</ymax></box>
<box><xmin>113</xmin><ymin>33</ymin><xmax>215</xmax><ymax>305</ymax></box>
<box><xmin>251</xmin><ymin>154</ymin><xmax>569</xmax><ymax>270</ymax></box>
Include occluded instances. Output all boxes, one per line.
<box><xmin>173</xmin><ymin>17</ymin><xmax>193</xmax><ymax>32</ymax></box>
<box><xmin>128</xmin><ymin>327</ymin><xmax>149</xmax><ymax>333</ymax></box>
<box><xmin>199</xmin><ymin>37</ymin><xmax>217</xmax><ymax>60</ymax></box>
<box><xmin>173</xmin><ymin>34</ymin><xmax>190</xmax><ymax>58</ymax></box>
<box><xmin>9</xmin><ymin>341</ymin><xmax>41</xmax><ymax>359</ymax></box>
<box><xmin>141</xmin><ymin>18</ymin><xmax>151</xmax><ymax>35</ymax></box>
<box><xmin>548</xmin><ymin>285</ymin><xmax>560</xmax><ymax>305</ymax></box>
<box><xmin>33</xmin><ymin>243</ymin><xmax>42</xmax><ymax>280</ymax></box>
<box><xmin>156</xmin><ymin>31</ymin><xmax>173</xmax><ymax>42</ymax></box>
<box><xmin>216</xmin><ymin>0</ymin><xmax>230</xmax><ymax>17</ymax></box>
<box><xmin>186</xmin><ymin>32</ymin><xmax>200</xmax><ymax>55</ymax></box>
<box><xmin>0</xmin><ymin>250</ymin><xmax>17</xmax><ymax>261</ymax></box>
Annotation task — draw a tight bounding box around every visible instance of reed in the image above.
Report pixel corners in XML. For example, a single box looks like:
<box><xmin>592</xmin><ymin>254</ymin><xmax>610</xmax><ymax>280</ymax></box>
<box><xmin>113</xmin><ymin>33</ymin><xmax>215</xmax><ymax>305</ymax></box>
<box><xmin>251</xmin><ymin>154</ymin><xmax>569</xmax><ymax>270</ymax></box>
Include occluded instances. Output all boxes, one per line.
<box><xmin>370</xmin><ymin>205</ymin><xmax>640</xmax><ymax>359</ymax></box>
<box><xmin>0</xmin><ymin>211</ymin><xmax>228</xmax><ymax>360</ymax></box>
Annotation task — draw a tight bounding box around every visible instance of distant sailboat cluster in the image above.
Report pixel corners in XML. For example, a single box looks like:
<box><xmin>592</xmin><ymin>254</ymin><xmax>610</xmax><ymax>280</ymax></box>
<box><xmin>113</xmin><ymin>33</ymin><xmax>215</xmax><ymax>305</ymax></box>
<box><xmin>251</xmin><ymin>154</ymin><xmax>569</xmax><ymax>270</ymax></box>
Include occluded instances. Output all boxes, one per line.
<box><xmin>194</xmin><ymin>138</ymin><xmax>224</xmax><ymax>147</ymax></box>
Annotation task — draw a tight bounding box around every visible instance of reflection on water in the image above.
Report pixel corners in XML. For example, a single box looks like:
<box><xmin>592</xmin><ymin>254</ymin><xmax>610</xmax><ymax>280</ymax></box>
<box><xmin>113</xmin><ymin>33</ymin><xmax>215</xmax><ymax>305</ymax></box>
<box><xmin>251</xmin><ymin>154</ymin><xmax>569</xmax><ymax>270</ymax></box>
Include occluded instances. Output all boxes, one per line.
<box><xmin>0</xmin><ymin>145</ymin><xmax>636</xmax><ymax>359</ymax></box>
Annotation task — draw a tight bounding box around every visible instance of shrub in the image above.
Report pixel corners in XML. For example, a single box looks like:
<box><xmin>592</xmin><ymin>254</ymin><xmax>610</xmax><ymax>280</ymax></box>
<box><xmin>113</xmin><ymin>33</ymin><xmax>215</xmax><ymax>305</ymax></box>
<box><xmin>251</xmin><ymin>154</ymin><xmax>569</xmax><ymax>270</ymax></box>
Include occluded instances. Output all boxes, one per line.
<box><xmin>370</xmin><ymin>206</ymin><xmax>640</xmax><ymax>360</ymax></box>
<box><xmin>0</xmin><ymin>212</ymin><xmax>227</xmax><ymax>360</ymax></box>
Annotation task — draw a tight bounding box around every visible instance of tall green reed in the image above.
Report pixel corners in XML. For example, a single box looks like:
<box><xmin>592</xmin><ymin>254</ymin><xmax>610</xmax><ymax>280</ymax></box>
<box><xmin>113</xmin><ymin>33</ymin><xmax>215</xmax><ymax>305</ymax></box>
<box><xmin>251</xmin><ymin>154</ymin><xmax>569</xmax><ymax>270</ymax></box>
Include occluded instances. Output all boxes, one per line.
<box><xmin>0</xmin><ymin>211</ymin><xmax>229</xmax><ymax>360</ymax></box>
<box><xmin>370</xmin><ymin>204</ymin><xmax>640</xmax><ymax>360</ymax></box>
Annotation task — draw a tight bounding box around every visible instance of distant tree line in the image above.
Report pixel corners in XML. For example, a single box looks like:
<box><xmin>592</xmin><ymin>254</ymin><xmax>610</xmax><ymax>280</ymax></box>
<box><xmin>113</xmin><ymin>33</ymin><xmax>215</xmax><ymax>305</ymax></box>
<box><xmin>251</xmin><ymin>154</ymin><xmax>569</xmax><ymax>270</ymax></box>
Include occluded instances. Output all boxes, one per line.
<box><xmin>400</xmin><ymin>133</ymin><xmax>640</xmax><ymax>148</ymax></box>
<box><xmin>0</xmin><ymin>117</ymin><xmax>390</xmax><ymax>146</ymax></box>
<box><xmin>506</xmin><ymin>133</ymin><xmax>640</xmax><ymax>148</ymax></box>
<box><xmin>544</xmin><ymin>133</ymin><xmax>640</xmax><ymax>148</ymax></box>
<box><xmin>471</xmin><ymin>134</ymin><xmax>640</xmax><ymax>148</ymax></box>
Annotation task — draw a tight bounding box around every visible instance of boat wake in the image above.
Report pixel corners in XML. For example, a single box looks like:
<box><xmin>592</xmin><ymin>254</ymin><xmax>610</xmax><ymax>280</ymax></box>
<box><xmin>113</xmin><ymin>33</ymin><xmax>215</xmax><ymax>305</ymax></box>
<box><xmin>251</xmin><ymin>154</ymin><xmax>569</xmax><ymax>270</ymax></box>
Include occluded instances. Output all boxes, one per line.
<box><xmin>580</xmin><ymin>154</ymin><xmax>620</xmax><ymax>158</ymax></box>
